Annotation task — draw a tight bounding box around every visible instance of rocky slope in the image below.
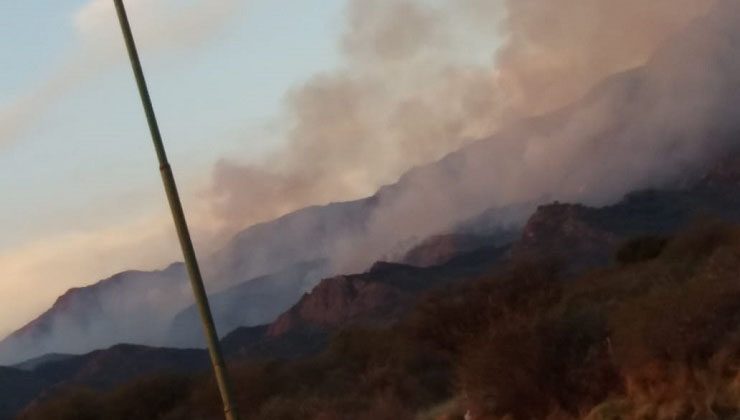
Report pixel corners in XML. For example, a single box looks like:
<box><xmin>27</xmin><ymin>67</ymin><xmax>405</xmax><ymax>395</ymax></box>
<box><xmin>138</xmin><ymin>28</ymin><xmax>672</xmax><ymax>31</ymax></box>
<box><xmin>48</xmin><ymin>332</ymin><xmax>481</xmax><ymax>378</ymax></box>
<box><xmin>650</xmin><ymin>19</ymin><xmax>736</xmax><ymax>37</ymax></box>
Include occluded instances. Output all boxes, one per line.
<box><xmin>513</xmin><ymin>162</ymin><xmax>740</xmax><ymax>272</ymax></box>
<box><xmin>228</xmin><ymin>243</ymin><xmax>510</xmax><ymax>355</ymax></box>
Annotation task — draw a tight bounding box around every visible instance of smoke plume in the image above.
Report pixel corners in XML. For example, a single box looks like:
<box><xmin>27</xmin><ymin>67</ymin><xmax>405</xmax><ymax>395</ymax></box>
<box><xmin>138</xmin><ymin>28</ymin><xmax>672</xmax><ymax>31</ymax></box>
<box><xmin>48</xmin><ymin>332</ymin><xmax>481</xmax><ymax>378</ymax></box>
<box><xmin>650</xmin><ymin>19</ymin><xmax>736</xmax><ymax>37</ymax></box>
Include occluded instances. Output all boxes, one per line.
<box><xmin>210</xmin><ymin>0</ymin><xmax>711</xmax><ymax>231</ymax></box>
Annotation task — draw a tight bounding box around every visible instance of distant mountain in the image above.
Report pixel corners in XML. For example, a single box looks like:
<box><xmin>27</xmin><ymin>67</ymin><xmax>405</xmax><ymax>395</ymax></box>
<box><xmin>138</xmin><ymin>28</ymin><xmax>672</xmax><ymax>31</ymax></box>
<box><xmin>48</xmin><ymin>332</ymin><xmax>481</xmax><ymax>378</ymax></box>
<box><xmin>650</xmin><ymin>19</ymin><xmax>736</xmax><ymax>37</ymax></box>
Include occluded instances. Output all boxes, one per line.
<box><xmin>0</xmin><ymin>265</ymin><xmax>189</xmax><ymax>365</ymax></box>
<box><xmin>0</xmin><ymin>200</ymin><xmax>378</xmax><ymax>365</ymax></box>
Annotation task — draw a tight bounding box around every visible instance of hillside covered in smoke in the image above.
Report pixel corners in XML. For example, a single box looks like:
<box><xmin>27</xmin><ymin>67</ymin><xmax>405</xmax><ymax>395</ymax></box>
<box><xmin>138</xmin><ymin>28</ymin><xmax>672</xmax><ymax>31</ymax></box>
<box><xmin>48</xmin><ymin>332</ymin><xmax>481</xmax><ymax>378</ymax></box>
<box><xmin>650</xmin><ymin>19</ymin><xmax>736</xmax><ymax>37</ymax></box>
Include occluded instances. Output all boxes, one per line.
<box><xmin>3</xmin><ymin>0</ymin><xmax>740</xmax><ymax>368</ymax></box>
<box><xmin>13</xmin><ymin>151</ymin><xmax>740</xmax><ymax>420</ymax></box>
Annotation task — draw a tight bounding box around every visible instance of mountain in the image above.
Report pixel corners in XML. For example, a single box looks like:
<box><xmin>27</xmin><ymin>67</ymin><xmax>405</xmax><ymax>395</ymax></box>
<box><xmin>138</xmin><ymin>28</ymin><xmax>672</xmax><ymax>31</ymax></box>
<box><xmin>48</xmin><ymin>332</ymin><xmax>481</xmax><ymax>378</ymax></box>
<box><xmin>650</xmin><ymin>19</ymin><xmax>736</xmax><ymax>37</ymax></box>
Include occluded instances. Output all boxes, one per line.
<box><xmin>513</xmin><ymin>155</ymin><xmax>740</xmax><ymax>272</ymax></box>
<box><xmin>6</xmin><ymin>154</ymin><xmax>740</xmax><ymax>418</ymax></box>
<box><xmin>12</xmin><ymin>175</ymin><xmax>740</xmax><ymax>419</ymax></box>
<box><xmin>0</xmin><ymin>242</ymin><xmax>507</xmax><ymax>419</ymax></box>
<box><xmin>0</xmin><ymin>265</ymin><xmax>189</xmax><ymax>365</ymax></box>
<box><xmin>4</xmin><ymin>0</ymin><xmax>740</xmax><ymax>367</ymax></box>
<box><xmin>224</xmin><ymin>243</ymin><xmax>511</xmax><ymax>359</ymax></box>
<box><xmin>252</xmin><ymin>154</ymin><xmax>740</xmax><ymax>351</ymax></box>
<box><xmin>167</xmin><ymin>260</ymin><xmax>328</xmax><ymax>347</ymax></box>
<box><xmin>0</xmin><ymin>201</ymin><xmax>378</xmax><ymax>365</ymax></box>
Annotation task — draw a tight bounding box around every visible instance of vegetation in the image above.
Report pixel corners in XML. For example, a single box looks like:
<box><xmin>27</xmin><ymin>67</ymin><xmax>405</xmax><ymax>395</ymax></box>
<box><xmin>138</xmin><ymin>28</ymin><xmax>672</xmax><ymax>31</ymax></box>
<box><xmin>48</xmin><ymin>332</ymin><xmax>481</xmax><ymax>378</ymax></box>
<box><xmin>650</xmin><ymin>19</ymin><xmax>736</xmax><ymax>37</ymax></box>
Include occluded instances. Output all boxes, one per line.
<box><xmin>18</xmin><ymin>223</ymin><xmax>740</xmax><ymax>419</ymax></box>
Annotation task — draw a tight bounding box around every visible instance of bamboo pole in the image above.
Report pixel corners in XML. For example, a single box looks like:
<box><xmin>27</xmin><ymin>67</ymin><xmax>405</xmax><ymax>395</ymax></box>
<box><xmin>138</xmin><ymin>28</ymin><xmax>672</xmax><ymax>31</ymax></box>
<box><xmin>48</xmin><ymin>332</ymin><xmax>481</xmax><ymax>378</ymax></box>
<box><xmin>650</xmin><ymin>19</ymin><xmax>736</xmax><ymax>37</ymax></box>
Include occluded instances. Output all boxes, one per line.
<box><xmin>112</xmin><ymin>2</ymin><xmax>240</xmax><ymax>419</ymax></box>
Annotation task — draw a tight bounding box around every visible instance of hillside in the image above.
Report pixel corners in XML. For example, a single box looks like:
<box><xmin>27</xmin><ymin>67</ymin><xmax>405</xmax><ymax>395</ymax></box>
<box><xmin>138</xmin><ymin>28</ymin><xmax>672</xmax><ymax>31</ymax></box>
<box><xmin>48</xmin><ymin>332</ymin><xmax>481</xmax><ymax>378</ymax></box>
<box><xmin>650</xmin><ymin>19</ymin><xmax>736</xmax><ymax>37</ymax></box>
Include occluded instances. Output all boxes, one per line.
<box><xmin>8</xmin><ymin>156</ymin><xmax>740</xmax><ymax>419</ymax></box>
<box><xmin>16</xmin><ymin>217</ymin><xmax>740</xmax><ymax>420</ymax></box>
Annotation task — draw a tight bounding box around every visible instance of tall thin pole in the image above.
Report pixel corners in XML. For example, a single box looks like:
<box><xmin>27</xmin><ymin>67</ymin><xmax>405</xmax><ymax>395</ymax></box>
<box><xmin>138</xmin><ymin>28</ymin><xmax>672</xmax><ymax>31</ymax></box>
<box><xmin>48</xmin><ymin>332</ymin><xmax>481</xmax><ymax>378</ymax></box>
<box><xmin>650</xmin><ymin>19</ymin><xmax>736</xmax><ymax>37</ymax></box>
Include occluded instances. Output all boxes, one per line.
<box><xmin>112</xmin><ymin>2</ymin><xmax>240</xmax><ymax>419</ymax></box>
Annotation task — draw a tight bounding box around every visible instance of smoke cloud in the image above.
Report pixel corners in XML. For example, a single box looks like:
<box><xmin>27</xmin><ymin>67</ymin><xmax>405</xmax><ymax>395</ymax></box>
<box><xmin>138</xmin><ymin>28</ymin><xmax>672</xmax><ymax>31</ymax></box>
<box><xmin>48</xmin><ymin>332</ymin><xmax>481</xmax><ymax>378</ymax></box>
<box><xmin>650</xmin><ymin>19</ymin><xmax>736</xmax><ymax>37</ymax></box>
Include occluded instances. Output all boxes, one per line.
<box><xmin>210</xmin><ymin>0</ymin><xmax>711</xmax><ymax>232</ymax></box>
<box><xmin>336</xmin><ymin>0</ymin><xmax>740</xmax><ymax>271</ymax></box>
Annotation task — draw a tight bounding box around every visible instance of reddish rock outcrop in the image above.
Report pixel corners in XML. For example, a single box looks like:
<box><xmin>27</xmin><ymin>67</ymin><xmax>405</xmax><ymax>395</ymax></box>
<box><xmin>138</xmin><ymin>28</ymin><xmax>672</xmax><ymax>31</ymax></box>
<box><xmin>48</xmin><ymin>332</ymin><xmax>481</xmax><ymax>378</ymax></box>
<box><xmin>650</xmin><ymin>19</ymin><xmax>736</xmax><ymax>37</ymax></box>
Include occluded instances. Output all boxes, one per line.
<box><xmin>512</xmin><ymin>203</ymin><xmax>619</xmax><ymax>271</ymax></box>
<box><xmin>267</xmin><ymin>275</ymin><xmax>402</xmax><ymax>336</ymax></box>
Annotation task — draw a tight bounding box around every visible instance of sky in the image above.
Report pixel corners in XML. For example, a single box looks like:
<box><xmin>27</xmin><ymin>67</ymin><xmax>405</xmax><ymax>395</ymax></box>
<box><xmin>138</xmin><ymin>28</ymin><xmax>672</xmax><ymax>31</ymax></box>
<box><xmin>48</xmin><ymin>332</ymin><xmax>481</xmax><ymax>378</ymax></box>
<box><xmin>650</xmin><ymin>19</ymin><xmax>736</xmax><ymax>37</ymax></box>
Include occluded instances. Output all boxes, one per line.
<box><xmin>0</xmin><ymin>0</ymin><xmax>347</xmax><ymax>335</ymax></box>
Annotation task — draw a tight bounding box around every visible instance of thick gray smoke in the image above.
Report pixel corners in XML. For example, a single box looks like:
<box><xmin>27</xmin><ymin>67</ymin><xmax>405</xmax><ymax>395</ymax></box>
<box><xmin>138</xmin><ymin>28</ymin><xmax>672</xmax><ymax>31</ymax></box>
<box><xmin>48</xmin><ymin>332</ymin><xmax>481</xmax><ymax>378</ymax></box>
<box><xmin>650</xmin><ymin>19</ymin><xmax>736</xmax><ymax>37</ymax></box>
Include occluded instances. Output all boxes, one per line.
<box><xmin>336</xmin><ymin>0</ymin><xmax>740</xmax><ymax>270</ymax></box>
<box><xmin>210</xmin><ymin>0</ymin><xmax>711</xmax><ymax>231</ymax></box>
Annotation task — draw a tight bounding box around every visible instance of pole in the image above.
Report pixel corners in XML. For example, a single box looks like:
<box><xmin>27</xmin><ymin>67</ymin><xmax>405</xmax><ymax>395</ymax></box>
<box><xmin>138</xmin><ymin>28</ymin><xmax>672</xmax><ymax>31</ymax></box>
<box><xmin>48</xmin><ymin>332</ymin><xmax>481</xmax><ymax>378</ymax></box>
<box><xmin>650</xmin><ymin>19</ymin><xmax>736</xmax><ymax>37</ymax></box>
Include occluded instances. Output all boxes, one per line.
<box><xmin>112</xmin><ymin>2</ymin><xmax>240</xmax><ymax>419</ymax></box>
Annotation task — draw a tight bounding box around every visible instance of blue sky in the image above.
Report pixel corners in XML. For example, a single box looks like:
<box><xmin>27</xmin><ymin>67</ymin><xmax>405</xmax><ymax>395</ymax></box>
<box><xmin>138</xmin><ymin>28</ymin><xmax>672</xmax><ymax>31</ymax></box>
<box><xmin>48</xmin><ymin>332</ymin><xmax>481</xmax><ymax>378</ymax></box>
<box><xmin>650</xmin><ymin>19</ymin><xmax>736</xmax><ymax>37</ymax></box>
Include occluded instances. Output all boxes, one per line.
<box><xmin>0</xmin><ymin>0</ymin><xmax>347</xmax><ymax>333</ymax></box>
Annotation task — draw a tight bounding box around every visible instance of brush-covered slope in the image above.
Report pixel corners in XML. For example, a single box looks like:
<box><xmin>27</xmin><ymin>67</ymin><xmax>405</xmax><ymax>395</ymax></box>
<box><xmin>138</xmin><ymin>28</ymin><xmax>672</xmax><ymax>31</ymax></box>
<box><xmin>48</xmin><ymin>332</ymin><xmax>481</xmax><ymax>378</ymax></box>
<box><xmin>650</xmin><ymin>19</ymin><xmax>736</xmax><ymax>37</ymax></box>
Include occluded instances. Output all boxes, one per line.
<box><xmin>19</xmin><ymin>221</ymin><xmax>740</xmax><ymax>420</ymax></box>
<box><xmin>0</xmin><ymin>344</ymin><xmax>209</xmax><ymax>420</ymax></box>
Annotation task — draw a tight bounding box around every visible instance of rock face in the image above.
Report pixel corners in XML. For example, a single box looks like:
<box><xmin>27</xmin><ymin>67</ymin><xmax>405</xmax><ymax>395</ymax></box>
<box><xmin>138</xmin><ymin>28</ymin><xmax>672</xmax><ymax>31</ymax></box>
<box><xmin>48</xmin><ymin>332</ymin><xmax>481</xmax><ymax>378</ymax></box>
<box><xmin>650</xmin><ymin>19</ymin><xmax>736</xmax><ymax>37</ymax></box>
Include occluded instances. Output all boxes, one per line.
<box><xmin>220</xmin><ymin>245</ymin><xmax>510</xmax><ymax>361</ymax></box>
<box><xmin>513</xmin><ymin>203</ymin><xmax>621</xmax><ymax>270</ymax></box>
<box><xmin>266</xmin><ymin>246</ymin><xmax>510</xmax><ymax>339</ymax></box>
<box><xmin>511</xmin><ymin>160</ymin><xmax>740</xmax><ymax>272</ymax></box>
<box><xmin>267</xmin><ymin>274</ymin><xmax>403</xmax><ymax>337</ymax></box>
